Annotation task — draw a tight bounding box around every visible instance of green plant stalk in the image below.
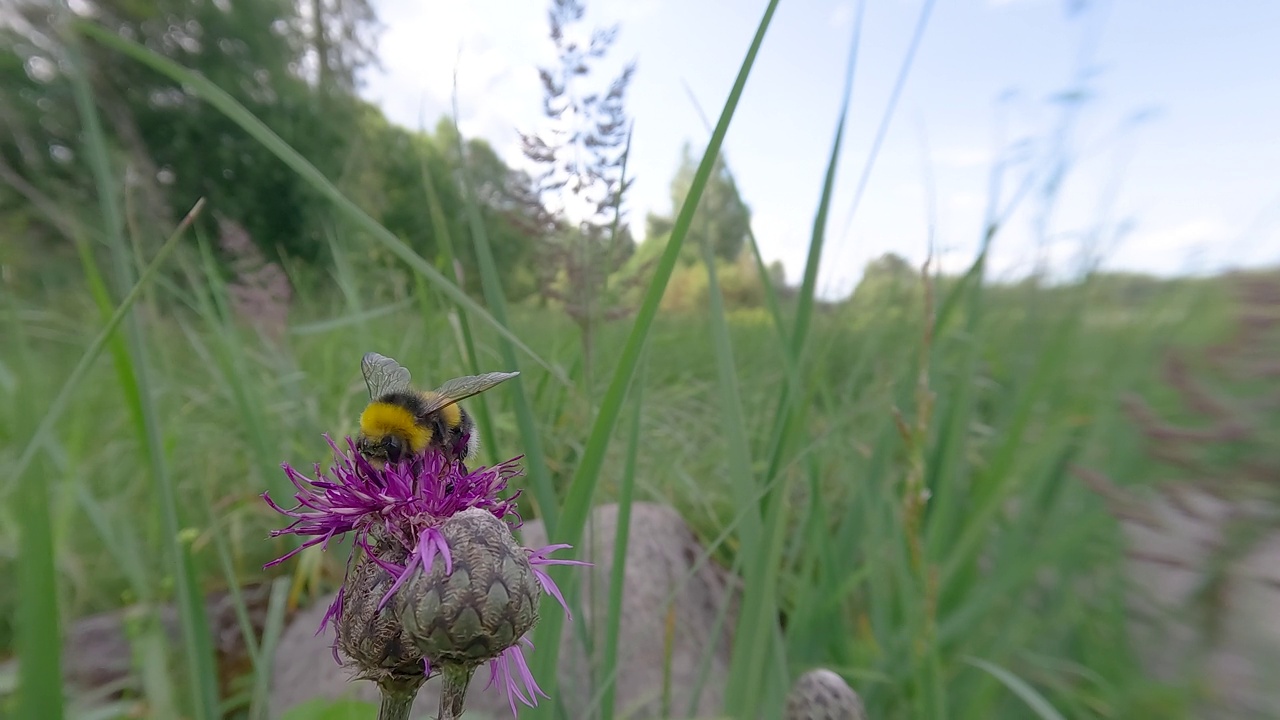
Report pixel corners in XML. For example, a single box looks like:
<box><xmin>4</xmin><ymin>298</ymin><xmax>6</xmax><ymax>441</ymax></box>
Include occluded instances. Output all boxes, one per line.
<box><xmin>66</xmin><ymin>39</ymin><xmax>221</xmax><ymax>718</ymax></box>
<box><xmin>12</xmin><ymin>199</ymin><xmax>202</xmax><ymax>720</ymax></box>
<box><xmin>73</xmin><ymin>20</ymin><xmax>566</xmax><ymax>387</ymax></box>
<box><xmin>192</xmin><ymin>234</ymin><xmax>286</xmax><ymax>496</ymax></box>
<box><xmin>16</xmin><ymin>453</ymin><xmax>62</xmax><ymax>720</ymax></box>
<box><xmin>78</xmin><ymin>485</ymin><xmax>182</xmax><ymax>718</ymax></box>
<box><xmin>598</xmin><ymin>350</ymin><xmax>644</xmax><ymax>720</ymax></box>
<box><xmin>524</xmin><ymin>5</ymin><xmax>782</xmax><ymax>710</ymax></box>
<box><xmin>754</xmin><ymin>0</ymin><xmax>863</xmax><ymax>510</ymax></box>
<box><xmin>965</xmin><ymin>657</ymin><xmax>1068</xmax><ymax>720</ymax></box>
<box><xmin>449</xmin><ymin>114</ymin><xmax>558</xmax><ymax>535</ymax></box>
<box><xmin>718</xmin><ymin>7</ymin><xmax>867</xmax><ymax>715</ymax></box>
<box><xmin>378</xmin><ymin>686</ymin><xmax>417</xmax><ymax>720</ymax></box>
<box><xmin>589</xmin><ymin>120</ymin><xmax>636</xmax><ymax>394</ymax></box>
<box><xmin>202</xmin><ymin>487</ymin><xmax>261</xmax><ymax>664</ymax></box>
<box><xmin>677</xmin><ymin>81</ymin><xmax>793</xmax><ymax>350</ymax></box>
<box><xmin>437</xmin><ymin>665</ymin><xmax>474</xmax><ymax>720</ymax></box>
<box><xmin>680</xmin><ymin>87</ymin><xmax>847</xmax><ymax>661</ymax></box>
<box><xmin>324</xmin><ymin>226</ymin><xmax>373</xmax><ymax>351</ymax></box>
<box><xmin>894</xmin><ymin>262</ymin><xmax>945</xmax><ymax>719</ymax></box>
<box><xmin>922</xmin><ymin>145</ymin><xmax>1044</xmax><ymax>565</ymax></box>
<box><xmin>416</xmin><ymin>144</ymin><xmax>499</xmax><ymax>466</ymax></box>
<box><xmin>69</xmin><ymin>226</ymin><xmax>147</xmax><ymax>452</ymax></box>
<box><xmin>831</xmin><ymin>0</ymin><xmax>938</xmax><ymax>246</ymax></box>
<box><xmin>700</xmin><ymin>233</ymin><xmax>774</xmax><ymax>715</ymax></box>
<box><xmin>176</xmin><ymin>532</ymin><xmax>220</xmax><ymax>718</ymax></box>
<box><xmin>940</xmin><ymin>282</ymin><xmax>1082</xmax><ymax>591</ymax></box>
<box><xmin>248</xmin><ymin>578</ymin><xmax>292</xmax><ymax>720</ymax></box>
<box><xmin>66</xmin><ymin>203</ymin><xmax>180</xmax><ymax>715</ymax></box>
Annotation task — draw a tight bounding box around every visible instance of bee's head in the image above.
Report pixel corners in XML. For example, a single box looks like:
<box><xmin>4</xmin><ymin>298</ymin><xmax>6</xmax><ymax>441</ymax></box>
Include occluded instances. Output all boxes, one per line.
<box><xmin>356</xmin><ymin>433</ymin><xmax>407</xmax><ymax>466</ymax></box>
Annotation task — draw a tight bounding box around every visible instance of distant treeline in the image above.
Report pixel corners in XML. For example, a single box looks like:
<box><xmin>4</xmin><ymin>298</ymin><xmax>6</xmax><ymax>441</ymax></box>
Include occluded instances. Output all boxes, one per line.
<box><xmin>0</xmin><ymin>0</ymin><xmax>770</xmax><ymax>315</ymax></box>
<box><xmin>0</xmin><ymin>1</ymin><xmax>1262</xmax><ymax>320</ymax></box>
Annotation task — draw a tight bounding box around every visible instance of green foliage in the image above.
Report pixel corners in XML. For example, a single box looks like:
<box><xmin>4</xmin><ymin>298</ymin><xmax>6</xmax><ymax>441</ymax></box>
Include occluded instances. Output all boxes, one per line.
<box><xmin>0</xmin><ymin>1</ymin><xmax>545</xmax><ymax>300</ymax></box>
<box><xmin>843</xmin><ymin>253</ymin><xmax>928</xmax><ymax>328</ymax></box>
<box><xmin>2</xmin><ymin>3</ymin><xmax>1273</xmax><ymax>720</ymax></box>
<box><xmin>646</xmin><ymin>142</ymin><xmax>752</xmax><ymax>264</ymax></box>
<box><xmin>346</xmin><ymin>113</ymin><xmax>545</xmax><ymax>301</ymax></box>
<box><xmin>639</xmin><ymin>246</ymin><xmax>781</xmax><ymax>313</ymax></box>
<box><xmin>277</xmin><ymin>699</ymin><xmax>378</xmax><ymax>720</ymax></box>
<box><xmin>0</xmin><ymin>0</ymin><xmax>358</xmax><ymax>260</ymax></box>
<box><xmin>2</xmin><ymin>250</ymin><xmax>1238</xmax><ymax>718</ymax></box>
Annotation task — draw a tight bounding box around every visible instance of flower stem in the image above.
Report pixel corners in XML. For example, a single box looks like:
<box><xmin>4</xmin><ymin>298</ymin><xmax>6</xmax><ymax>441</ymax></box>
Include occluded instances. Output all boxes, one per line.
<box><xmin>437</xmin><ymin>664</ymin><xmax>476</xmax><ymax>720</ymax></box>
<box><xmin>377</xmin><ymin>681</ymin><xmax>420</xmax><ymax>720</ymax></box>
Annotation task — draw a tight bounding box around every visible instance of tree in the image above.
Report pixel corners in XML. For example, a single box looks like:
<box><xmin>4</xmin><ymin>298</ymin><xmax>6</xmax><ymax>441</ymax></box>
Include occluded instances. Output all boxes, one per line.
<box><xmin>646</xmin><ymin>142</ymin><xmax>752</xmax><ymax>264</ymax></box>
<box><xmin>845</xmin><ymin>253</ymin><xmax>922</xmax><ymax>326</ymax></box>
<box><xmin>360</xmin><ymin>115</ymin><xmax>549</xmax><ymax>301</ymax></box>
<box><xmin>519</xmin><ymin>0</ymin><xmax>638</xmax><ymax>363</ymax></box>
<box><xmin>0</xmin><ymin>0</ymin><xmax>379</xmax><ymax>268</ymax></box>
<box><xmin>302</xmin><ymin>0</ymin><xmax>381</xmax><ymax>96</ymax></box>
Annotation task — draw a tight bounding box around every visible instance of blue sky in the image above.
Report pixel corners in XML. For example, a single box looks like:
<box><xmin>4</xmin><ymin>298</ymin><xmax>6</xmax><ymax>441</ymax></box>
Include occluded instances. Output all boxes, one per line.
<box><xmin>361</xmin><ymin>0</ymin><xmax>1280</xmax><ymax>298</ymax></box>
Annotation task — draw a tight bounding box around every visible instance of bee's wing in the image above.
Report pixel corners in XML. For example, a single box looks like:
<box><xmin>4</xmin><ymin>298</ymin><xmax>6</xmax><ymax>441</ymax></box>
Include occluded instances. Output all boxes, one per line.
<box><xmin>419</xmin><ymin>371</ymin><xmax>519</xmax><ymax>415</ymax></box>
<box><xmin>361</xmin><ymin>352</ymin><xmax>413</xmax><ymax>399</ymax></box>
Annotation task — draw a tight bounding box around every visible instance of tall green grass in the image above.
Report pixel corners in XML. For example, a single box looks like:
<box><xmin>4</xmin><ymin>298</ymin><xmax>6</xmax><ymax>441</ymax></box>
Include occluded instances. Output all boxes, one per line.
<box><xmin>0</xmin><ymin>9</ymin><xmax>1244</xmax><ymax>720</ymax></box>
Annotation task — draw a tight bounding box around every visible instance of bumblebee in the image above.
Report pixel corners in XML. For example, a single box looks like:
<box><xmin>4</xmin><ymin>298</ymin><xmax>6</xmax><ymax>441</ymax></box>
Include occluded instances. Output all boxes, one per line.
<box><xmin>356</xmin><ymin>352</ymin><xmax>518</xmax><ymax>469</ymax></box>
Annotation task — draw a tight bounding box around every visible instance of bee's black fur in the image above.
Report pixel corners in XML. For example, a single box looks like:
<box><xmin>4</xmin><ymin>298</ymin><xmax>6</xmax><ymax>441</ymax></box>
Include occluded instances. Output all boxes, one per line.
<box><xmin>367</xmin><ymin>390</ymin><xmax>473</xmax><ymax>466</ymax></box>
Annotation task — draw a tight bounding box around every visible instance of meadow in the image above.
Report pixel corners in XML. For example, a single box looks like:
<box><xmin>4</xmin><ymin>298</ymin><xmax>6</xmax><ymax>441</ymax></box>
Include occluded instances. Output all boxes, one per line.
<box><xmin>1</xmin><ymin>4</ymin><xmax>1270</xmax><ymax>720</ymax></box>
<box><xmin>1</xmin><ymin>196</ymin><xmax>1244</xmax><ymax>720</ymax></box>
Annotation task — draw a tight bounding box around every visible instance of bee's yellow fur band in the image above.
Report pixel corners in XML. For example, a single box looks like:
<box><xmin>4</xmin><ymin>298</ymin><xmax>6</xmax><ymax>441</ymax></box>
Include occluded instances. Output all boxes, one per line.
<box><xmin>422</xmin><ymin>392</ymin><xmax>463</xmax><ymax>430</ymax></box>
<box><xmin>359</xmin><ymin>402</ymin><xmax>433</xmax><ymax>452</ymax></box>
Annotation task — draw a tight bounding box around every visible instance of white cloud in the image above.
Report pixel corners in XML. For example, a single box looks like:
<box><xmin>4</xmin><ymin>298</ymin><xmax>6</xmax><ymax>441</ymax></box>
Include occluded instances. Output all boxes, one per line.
<box><xmin>750</xmin><ymin>210</ymin><xmax>811</xmax><ymax>286</ymax></box>
<box><xmin>615</xmin><ymin>0</ymin><xmax>663</xmax><ymax>24</ymax></box>
<box><xmin>933</xmin><ymin>146</ymin><xmax>991</xmax><ymax>169</ymax></box>
<box><xmin>1102</xmin><ymin>218</ymin><xmax>1248</xmax><ymax>276</ymax></box>
<box><xmin>829</xmin><ymin>2</ymin><xmax>855</xmax><ymax>32</ymax></box>
<box><xmin>946</xmin><ymin>191</ymin><xmax>985</xmax><ymax>213</ymax></box>
<box><xmin>363</xmin><ymin>0</ymin><xmax>542</xmax><ymax>164</ymax></box>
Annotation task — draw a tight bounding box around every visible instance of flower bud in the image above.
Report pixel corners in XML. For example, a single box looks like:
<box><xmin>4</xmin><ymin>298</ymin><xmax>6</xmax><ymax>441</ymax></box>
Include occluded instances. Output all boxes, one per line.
<box><xmin>398</xmin><ymin>508</ymin><xmax>543</xmax><ymax>666</ymax></box>
<box><xmin>335</xmin><ymin>535</ymin><xmax>428</xmax><ymax>690</ymax></box>
<box><xmin>784</xmin><ymin>668</ymin><xmax>868</xmax><ymax>720</ymax></box>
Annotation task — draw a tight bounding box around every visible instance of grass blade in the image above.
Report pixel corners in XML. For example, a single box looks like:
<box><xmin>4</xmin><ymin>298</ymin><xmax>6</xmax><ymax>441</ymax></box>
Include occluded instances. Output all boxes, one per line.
<box><xmin>700</xmin><ymin>227</ymin><xmax>770</xmax><ymax>714</ymax></box>
<box><xmin>66</xmin><ymin>38</ymin><xmax>220</xmax><ymax>718</ymax></box>
<box><xmin>597</xmin><ymin>350</ymin><xmax>644</xmax><ymax>720</ymax></box>
<box><xmin>73</xmin><ymin>19</ymin><xmax>567</xmax><ymax>387</ymax></box>
<box><xmin>15</xmin><ymin>455</ymin><xmax>62</xmax><ymax>720</ymax></box>
<box><xmin>719</xmin><ymin>7</ymin><xmax>867</xmax><ymax>714</ymax></box>
<box><xmin>9</xmin><ymin>216</ymin><xmax>204</xmax><ymax>484</ymax></box>
<box><xmin>11</xmin><ymin>197</ymin><xmax>203</xmax><ymax>720</ymax></box>
<box><xmin>449</xmin><ymin>100</ymin><xmax>558</xmax><ymax>532</ymax></box>
<box><xmin>249</xmin><ymin>578</ymin><xmax>293</xmax><ymax>720</ymax></box>
<box><xmin>964</xmin><ymin>657</ymin><xmax>1068</xmax><ymax>720</ymax></box>
<box><xmin>415</xmin><ymin>137</ymin><xmax>500</xmax><ymax>467</ymax></box>
<box><xmin>525</xmin><ymin>1</ymin><xmax>782</xmax><ymax>711</ymax></box>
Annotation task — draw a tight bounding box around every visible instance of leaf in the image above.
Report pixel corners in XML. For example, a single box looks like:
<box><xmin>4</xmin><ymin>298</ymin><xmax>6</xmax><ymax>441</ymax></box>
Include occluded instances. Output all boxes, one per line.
<box><xmin>964</xmin><ymin>657</ymin><xmax>1068</xmax><ymax>720</ymax></box>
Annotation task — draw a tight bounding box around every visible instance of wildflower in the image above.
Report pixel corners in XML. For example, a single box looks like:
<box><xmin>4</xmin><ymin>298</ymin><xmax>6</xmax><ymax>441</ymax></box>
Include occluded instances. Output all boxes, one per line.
<box><xmin>263</xmin><ymin>435</ymin><xmax>586</xmax><ymax>718</ymax></box>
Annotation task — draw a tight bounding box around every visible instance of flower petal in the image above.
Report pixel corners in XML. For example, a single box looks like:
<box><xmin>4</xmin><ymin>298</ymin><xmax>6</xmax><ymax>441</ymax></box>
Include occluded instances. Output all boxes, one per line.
<box><xmin>485</xmin><ymin>639</ymin><xmax>547</xmax><ymax>717</ymax></box>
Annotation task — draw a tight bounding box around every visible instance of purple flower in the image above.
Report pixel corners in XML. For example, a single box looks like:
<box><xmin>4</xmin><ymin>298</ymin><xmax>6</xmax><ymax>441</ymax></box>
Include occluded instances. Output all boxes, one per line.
<box><xmin>527</xmin><ymin>544</ymin><xmax>590</xmax><ymax>621</ymax></box>
<box><xmin>486</xmin><ymin>637</ymin><xmax>550</xmax><ymax>717</ymax></box>
<box><xmin>262</xmin><ymin>435</ymin><xmax>587</xmax><ymax>716</ymax></box>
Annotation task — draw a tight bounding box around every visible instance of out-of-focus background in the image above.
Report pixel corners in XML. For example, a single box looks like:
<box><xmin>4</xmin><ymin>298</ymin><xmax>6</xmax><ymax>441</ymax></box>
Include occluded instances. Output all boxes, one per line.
<box><xmin>2</xmin><ymin>0</ymin><xmax>1278</xmax><ymax>718</ymax></box>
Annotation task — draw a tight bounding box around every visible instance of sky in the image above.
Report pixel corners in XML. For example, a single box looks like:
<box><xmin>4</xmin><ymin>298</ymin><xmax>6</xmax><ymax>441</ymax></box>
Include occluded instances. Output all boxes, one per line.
<box><xmin>359</xmin><ymin>0</ymin><xmax>1280</xmax><ymax>299</ymax></box>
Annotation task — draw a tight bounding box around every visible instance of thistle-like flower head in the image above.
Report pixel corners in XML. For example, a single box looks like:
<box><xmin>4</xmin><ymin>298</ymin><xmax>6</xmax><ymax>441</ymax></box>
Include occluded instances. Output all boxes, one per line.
<box><xmin>263</xmin><ymin>435</ymin><xmax>586</xmax><ymax>716</ymax></box>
